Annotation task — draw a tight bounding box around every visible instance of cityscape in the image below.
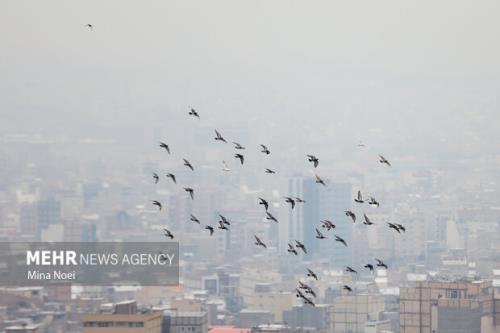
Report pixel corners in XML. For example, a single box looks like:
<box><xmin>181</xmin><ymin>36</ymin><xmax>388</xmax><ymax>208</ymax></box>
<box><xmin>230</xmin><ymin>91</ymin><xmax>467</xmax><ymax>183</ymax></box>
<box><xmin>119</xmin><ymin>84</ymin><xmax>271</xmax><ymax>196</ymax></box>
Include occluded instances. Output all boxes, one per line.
<box><xmin>1</xmin><ymin>1</ymin><xmax>500</xmax><ymax>333</ymax></box>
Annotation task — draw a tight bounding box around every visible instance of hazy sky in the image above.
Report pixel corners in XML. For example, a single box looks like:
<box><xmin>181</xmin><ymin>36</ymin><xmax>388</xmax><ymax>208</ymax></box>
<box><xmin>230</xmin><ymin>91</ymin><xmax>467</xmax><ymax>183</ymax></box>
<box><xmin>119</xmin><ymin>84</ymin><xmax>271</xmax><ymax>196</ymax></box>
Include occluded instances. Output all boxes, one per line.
<box><xmin>1</xmin><ymin>0</ymin><xmax>500</xmax><ymax>159</ymax></box>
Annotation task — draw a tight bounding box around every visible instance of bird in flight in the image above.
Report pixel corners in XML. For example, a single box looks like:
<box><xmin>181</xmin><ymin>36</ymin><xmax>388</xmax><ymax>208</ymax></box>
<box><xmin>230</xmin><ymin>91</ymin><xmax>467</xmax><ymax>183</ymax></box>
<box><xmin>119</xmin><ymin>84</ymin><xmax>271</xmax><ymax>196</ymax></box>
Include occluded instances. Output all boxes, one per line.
<box><xmin>294</xmin><ymin>197</ymin><xmax>306</xmax><ymax>203</ymax></box>
<box><xmin>159</xmin><ymin>142</ymin><xmax>170</xmax><ymax>154</ymax></box>
<box><xmin>379</xmin><ymin>154</ymin><xmax>391</xmax><ymax>166</ymax></box>
<box><xmin>315</xmin><ymin>174</ymin><xmax>326</xmax><ymax>186</ymax></box>
<box><xmin>152</xmin><ymin>172</ymin><xmax>159</xmax><ymax>184</ymax></box>
<box><xmin>260</xmin><ymin>144</ymin><xmax>270</xmax><ymax>155</ymax></box>
<box><xmin>368</xmin><ymin>196</ymin><xmax>380</xmax><ymax>207</ymax></box>
<box><xmin>287</xmin><ymin>243</ymin><xmax>298</xmax><ymax>255</ymax></box>
<box><xmin>84</xmin><ymin>23</ymin><xmax>93</xmax><ymax>31</ymax></box>
<box><xmin>387</xmin><ymin>222</ymin><xmax>401</xmax><ymax>233</ymax></box>
<box><xmin>346</xmin><ymin>266</ymin><xmax>358</xmax><ymax>274</ymax></box>
<box><xmin>376</xmin><ymin>258</ymin><xmax>388</xmax><ymax>269</ymax></box>
<box><xmin>298</xmin><ymin>281</ymin><xmax>312</xmax><ymax>290</ymax></box>
<box><xmin>183</xmin><ymin>158</ymin><xmax>194</xmax><ymax>171</ymax></box>
<box><xmin>345</xmin><ymin>211</ymin><xmax>356</xmax><ymax>223</ymax></box>
<box><xmin>321</xmin><ymin>220</ymin><xmax>335</xmax><ymax>231</ymax></box>
<box><xmin>163</xmin><ymin>228</ymin><xmax>174</xmax><ymax>239</ymax></box>
<box><xmin>395</xmin><ymin>223</ymin><xmax>406</xmax><ymax>232</ymax></box>
<box><xmin>335</xmin><ymin>235</ymin><xmax>348</xmax><ymax>247</ymax></box>
<box><xmin>219</xmin><ymin>214</ymin><xmax>230</xmax><ymax>225</ymax></box>
<box><xmin>364</xmin><ymin>264</ymin><xmax>374</xmax><ymax>271</ymax></box>
<box><xmin>218</xmin><ymin>221</ymin><xmax>229</xmax><ymax>230</ymax></box>
<box><xmin>214</xmin><ymin>130</ymin><xmax>227</xmax><ymax>143</ymax></box>
<box><xmin>258</xmin><ymin>197</ymin><xmax>269</xmax><ymax>211</ymax></box>
<box><xmin>190</xmin><ymin>214</ymin><xmax>200</xmax><ymax>224</ymax></box>
<box><xmin>152</xmin><ymin>200</ymin><xmax>162</xmax><ymax>211</ymax></box>
<box><xmin>307</xmin><ymin>155</ymin><xmax>319</xmax><ymax>168</ymax></box>
<box><xmin>307</xmin><ymin>268</ymin><xmax>318</xmax><ymax>280</ymax></box>
<box><xmin>343</xmin><ymin>285</ymin><xmax>353</xmax><ymax>292</ymax></box>
<box><xmin>234</xmin><ymin>153</ymin><xmax>244</xmax><ymax>165</ymax></box>
<box><xmin>188</xmin><ymin>107</ymin><xmax>200</xmax><ymax>119</ymax></box>
<box><xmin>184</xmin><ymin>188</ymin><xmax>194</xmax><ymax>200</ymax></box>
<box><xmin>205</xmin><ymin>225</ymin><xmax>214</xmax><ymax>236</ymax></box>
<box><xmin>254</xmin><ymin>235</ymin><xmax>267</xmax><ymax>248</ymax></box>
<box><xmin>222</xmin><ymin>160</ymin><xmax>231</xmax><ymax>172</ymax></box>
<box><xmin>233</xmin><ymin>142</ymin><xmax>245</xmax><ymax>150</ymax></box>
<box><xmin>265</xmin><ymin>168</ymin><xmax>276</xmax><ymax>174</ymax></box>
<box><xmin>354</xmin><ymin>190</ymin><xmax>364</xmax><ymax>203</ymax></box>
<box><xmin>266</xmin><ymin>212</ymin><xmax>278</xmax><ymax>223</ymax></box>
<box><xmin>363</xmin><ymin>214</ymin><xmax>374</xmax><ymax>226</ymax></box>
<box><xmin>166</xmin><ymin>173</ymin><xmax>176</xmax><ymax>184</ymax></box>
<box><xmin>357</xmin><ymin>140</ymin><xmax>366</xmax><ymax>147</ymax></box>
<box><xmin>284</xmin><ymin>197</ymin><xmax>295</xmax><ymax>210</ymax></box>
<box><xmin>315</xmin><ymin>228</ymin><xmax>326</xmax><ymax>239</ymax></box>
<box><xmin>295</xmin><ymin>240</ymin><xmax>307</xmax><ymax>254</ymax></box>
<box><xmin>302</xmin><ymin>295</ymin><xmax>315</xmax><ymax>307</ymax></box>
<box><xmin>296</xmin><ymin>289</ymin><xmax>315</xmax><ymax>306</ymax></box>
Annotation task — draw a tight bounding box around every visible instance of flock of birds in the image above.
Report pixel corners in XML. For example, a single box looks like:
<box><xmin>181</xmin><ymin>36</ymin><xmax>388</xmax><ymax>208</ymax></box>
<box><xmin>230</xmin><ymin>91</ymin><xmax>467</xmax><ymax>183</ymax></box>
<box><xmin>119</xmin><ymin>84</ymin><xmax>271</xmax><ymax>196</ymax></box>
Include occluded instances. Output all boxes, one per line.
<box><xmin>149</xmin><ymin>107</ymin><xmax>406</xmax><ymax>307</ymax></box>
<box><xmin>83</xmin><ymin>24</ymin><xmax>405</xmax><ymax>307</ymax></box>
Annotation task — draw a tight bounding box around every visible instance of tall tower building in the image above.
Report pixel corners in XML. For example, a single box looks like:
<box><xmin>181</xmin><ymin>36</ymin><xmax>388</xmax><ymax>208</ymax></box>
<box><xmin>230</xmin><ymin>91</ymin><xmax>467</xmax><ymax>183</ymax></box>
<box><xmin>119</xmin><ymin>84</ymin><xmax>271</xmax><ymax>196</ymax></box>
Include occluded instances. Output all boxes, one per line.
<box><xmin>283</xmin><ymin>176</ymin><xmax>352</xmax><ymax>267</ymax></box>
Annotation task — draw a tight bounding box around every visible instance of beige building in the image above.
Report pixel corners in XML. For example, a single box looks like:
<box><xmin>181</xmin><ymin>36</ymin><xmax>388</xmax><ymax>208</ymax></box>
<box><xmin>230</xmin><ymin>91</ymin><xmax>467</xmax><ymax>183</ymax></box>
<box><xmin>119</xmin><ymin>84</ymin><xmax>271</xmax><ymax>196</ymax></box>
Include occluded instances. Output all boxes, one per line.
<box><xmin>400</xmin><ymin>280</ymin><xmax>500</xmax><ymax>333</ymax></box>
<box><xmin>81</xmin><ymin>300</ymin><xmax>163</xmax><ymax>333</ymax></box>
<box><xmin>331</xmin><ymin>294</ymin><xmax>386</xmax><ymax>333</ymax></box>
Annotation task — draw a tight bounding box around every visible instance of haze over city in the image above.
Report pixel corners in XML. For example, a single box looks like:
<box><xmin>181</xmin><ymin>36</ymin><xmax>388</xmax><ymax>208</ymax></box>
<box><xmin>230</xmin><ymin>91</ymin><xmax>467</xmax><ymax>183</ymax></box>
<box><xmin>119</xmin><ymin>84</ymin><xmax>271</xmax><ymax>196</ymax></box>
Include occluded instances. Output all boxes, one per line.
<box><xmin>1</xmin><ymin>1</ymin><xmax>500</xmax><ymax>333</ymax></box>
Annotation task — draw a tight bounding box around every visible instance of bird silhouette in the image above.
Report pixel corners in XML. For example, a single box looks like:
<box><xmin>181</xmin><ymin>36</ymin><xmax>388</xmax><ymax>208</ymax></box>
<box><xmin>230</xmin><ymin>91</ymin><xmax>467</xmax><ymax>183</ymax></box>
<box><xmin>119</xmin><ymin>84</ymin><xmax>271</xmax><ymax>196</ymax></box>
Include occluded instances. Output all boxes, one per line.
<box><xmin>376</xmin><ymin>258</ymin><xmax>388</xmax><ymax>269</ymax></box>
<box><xmin>379</xmin><ymin>154</ymin><xmax>391</xmax><ymax>166</ymax></box>
<box><xmin>346</xmin><ymin>266</ymin><xmax>358</xmax><ymax>274</ymax></box>
<box><xmin>307</xmin><ymin>268</ymin><xmax>318</xmax><ymax>280</ymax></box>
<box><xmin>315</xmin><ymin>228</ymin><xmax>326</xmax><ymax>239</ymax></box>
<box><xmin>159</xmin><ymin>142</ymin><xmax>170</xmax><ymax>154</ymax></box>
<box><xmin>321</xmin><ymin>220</ymin><xmax>335</xmax><ymax>231</ymax></box>
<box><xmin>266</xmin><ymin>212</ymin><xmax>278</xmax><ymax>223</ymax></box>
<box><xmin>254</xmin><ymin>235</ymin><xmax>267</xmax><ymax>248</ymax></box>
<box><xmin>166</xmin><ymin>173</ymin><xmax>176</xmax><ymax>184</ymax></box>
<box><xmin>335</xmin><ymin>235</ymin><xmax>348</xmax><ymax>247</ymax></box>
<box><xmin>287</xmin><ymin>243</ymin><xmax>298</xmax><ymax>255</ymax></box>
<box><xmin>152</xmin><ymin>172</ymin><xmax>159</xmax><ymax>184</ymax></box>
<box><xmin>345</xmin><ymin>211</ymin><xmax>356</xmax><ymax>223</ymax></box>
<box><xmin>152</xmin><ymin>200</ymin><xmax>162</xmax><ymax>211</ymax></box>
<box><xmin>214</xmin><ymin>130</ymin><xmax>227</xmax><ymax>143</ymax></box>
<box><xmin>205</xmin><ymin>225</ymin><xmax>214</xmax><ymax>236</ymax></box>
<box><xmin>368</xmin><ymin>196</ymin><xmax>380</xmax><ymax>207</ymax></box>
<box><xmin>258</xmin><ymin>197</ymin><xmax>269</xmax><ymax>211</ymax></box>
<box><xmin>183</xmin><ymin>158</ymin><xmax>194</xmax><ymax>171</ymax></box>
<box><xmin>190</xmin><ymin>214</ymin><xmax>200</xmax><ymax>224</ymax></box>
<box><xmin>284</xmin><ymin>197</ymin><xmax>295</xmax><ymax>209</ymax></box>
<box><xmin>265</xmin><ymin>168</ymin><xmax>276</xmax><ymax>174</ymax></box>
<box><xmin>188</xmin><ymin>107</ymin><xmax>200</xmax><ymax>119</ymax></box>
<box><xmin>295</xmin><ymin>240</ymin><xmax>307</xmax><ymax>254</ymax></box>
<box><xmin>260</xmin><ymin>144</ymin><xmax>270</xmax><ymax>155</ymax></box>
<box><xmin>363</xmin><ymin>214</ymin><xmax>374</xmax><ymax>225</ymax></box>
<box><xmin>315</xmin><ymin>174</ymin><xmax>326</xmax><ymax>186</ymax></box>
<box><xmin>233</xmin><ymin>142</ymin><xmax>245</xmax><ymax>150</ymax></box>
<box><xmin>343</xmin><ymin>285</ymin><xmax>353</xmax><ymax>292</ymax></box>
<box><xmin>184</xmin><ymin>188</ymin><xmax>194</xmax><ymax>200</ymax></box>
<box><xmin>222</xmin><ymin>160</ymin><xmax>231</xmax><ymax>172</ymax></box>
<box><xmin>84</xmin><ymin>23</ymin><xmax>93</xmax><ymax>31</ymax></box>
<box><xmin>307</xmin><ymin>155</ymin><xmax>319</xmax><ymax>168</ymax></box>
<box><xmin>387</xmin><ymin>222</ymin><xmax>401</xmax><ymax>233</ymax></box>
<box><xmin>364</xmin><ymin>264</ymin><xmax>374</xmax><ymax>271</ymax></box>
<box><xmin>354</xmin><ymin>190</ymin><xmax>364</xmax><ymax>203</ymax></box>
<box><xmin>234</xmin><ymin>153</ymin><xmax>244</xmax><ymax>165</ymax></box>
<box><xmin>163</xmin><ymin>228</ymin><xmax>174</xmax><ymax>239</ymax></box>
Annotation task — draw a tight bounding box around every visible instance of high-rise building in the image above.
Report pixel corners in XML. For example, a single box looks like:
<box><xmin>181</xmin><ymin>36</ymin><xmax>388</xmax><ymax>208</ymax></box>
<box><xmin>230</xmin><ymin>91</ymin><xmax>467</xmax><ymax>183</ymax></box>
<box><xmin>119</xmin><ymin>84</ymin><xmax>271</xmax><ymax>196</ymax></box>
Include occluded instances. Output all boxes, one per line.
<box><xmin>283</xmin><ymin>177</ymin><xmax>352</xmax><ymax>266</ymax></box>
<box><xmin>399</xmin><ymin>280</ymin><xmax>499</xmax><ymax>333</ymax></box>
<box><xmin>36</xmin><ymin>197</ymin><xmax>61</xmax><ymax>236</ymax></box>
